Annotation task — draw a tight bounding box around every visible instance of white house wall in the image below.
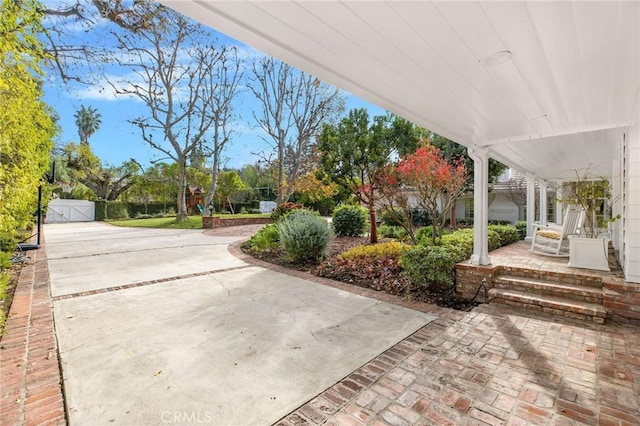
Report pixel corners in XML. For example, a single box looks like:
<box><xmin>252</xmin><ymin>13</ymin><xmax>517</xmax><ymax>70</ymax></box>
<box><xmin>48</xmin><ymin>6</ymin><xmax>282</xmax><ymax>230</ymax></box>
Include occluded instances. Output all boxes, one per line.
<box><xmin>455</xmin><ymin>195</ymin><xmax>519</xmax><ymax>224</ymax></box>
<box><xmin>623</xmin><ymin>115</ymin><xmax>640</xmax><ymax>283</ymax></box>
<box><xmin>488</xmin><ymin>196</ymin><xmax>520</xmax><ymax>223</ymax></box>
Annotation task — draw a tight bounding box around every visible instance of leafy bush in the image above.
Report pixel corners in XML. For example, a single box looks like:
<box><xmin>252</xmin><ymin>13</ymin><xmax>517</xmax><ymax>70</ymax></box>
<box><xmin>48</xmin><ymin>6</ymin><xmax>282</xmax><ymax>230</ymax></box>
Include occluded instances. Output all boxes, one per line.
<box><xmin>515</xmin><ymin>221</ymin><xmax>527</xmax><ymax>240</ymax></box>
<box><xmin>400</xmin><ymin>244</ymin><xmax>467</xmax><ymax>291</ymax></box>
<box><xmin>277</xmin><ymin>211</ymin><xmax>331</xmax><ymax>263</ymax></box>
<box><xmin>340</xmin><ymin>241</ymin><xmax>409</xmax><ymax>261</ymax></box>
<box><xmin>380</xmin><ymin>208</ymin><xmax>406</xmax><ymax>227</ymax></box>
<box><xmin>332</xmin><ymin>205</ymin><xmax>367</xmax><ymax>237</ymax></box>
<box><xmin>415</xmin><ymin>226</ymin><xmax>433</xmax><ymax>244</ymax></box>
<box><xmin>409</xmin><ymin>209</ymin><xmax>430</xmax><ymax>226</ymax></box>
<box><xmin>488</xmin><ymin>219</ymin><xmax>512</xmax><ymax>226</ymax></box>
<box><xmin>487</xmin><ymin>229</ymin><xmax>501</xmax><ymax>251</ymax></box>
<box><xmin>0</xmin><ymin>233</ymin><xmax>16</xmax><ymax>252</ymax></box>
<box><xmin>378</xmin><ymin>225</ymin><xmax>408</xmax><ymax>240</ymax></box>
<box><xmin>0</xmin><ymin>272</ymin><xmax>10</xmax><ymax>328</ymax></box>
<box><xmin>488</xmin><ymin>224</ymin><xmax>520</xmax><ymax>246</ymax></box>
<box><xmin>0</xmin><ymin>251</ymin><xmax>11</xmax><ymax>270</ymax></box>
<box><xmin>246</xmin><ymin>224</ymin><xmax>280</xmax><ymax>251</ymax></box>
<box><xmin>271</xmin><ymin>202</ymin><xmax>303</xmax><ymax>222</ymax></box>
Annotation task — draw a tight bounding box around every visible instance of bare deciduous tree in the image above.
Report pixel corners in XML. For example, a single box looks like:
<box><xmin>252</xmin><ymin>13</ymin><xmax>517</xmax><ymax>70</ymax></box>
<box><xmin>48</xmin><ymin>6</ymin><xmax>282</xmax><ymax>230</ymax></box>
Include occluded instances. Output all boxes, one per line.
<box><xmin>40</xmin><ymin>0</ymin><xmax>162</xmax><ymax>82</ymax></box>
<box><xmin>249</xmin><ymin>56</ymin><xmax>344</xmax><ymax>204</ymax></box>
<box><xmin>109</xmin><ymin>7</ymin><xmax>238</xmax><ymax>220</ymax></box>
<box><xmin>196</xmin><ymin>46</ymin><xmax>244</xmax><ymax>210</ymax></box>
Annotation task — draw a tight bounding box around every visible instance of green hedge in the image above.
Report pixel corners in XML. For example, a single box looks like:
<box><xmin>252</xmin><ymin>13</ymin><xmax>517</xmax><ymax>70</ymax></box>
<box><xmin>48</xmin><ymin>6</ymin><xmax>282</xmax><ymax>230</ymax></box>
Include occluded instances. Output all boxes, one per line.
<box><xmin>94</xmin><ymin>200</ymin><xmax>107</xmax><ymax>221</ymax></box>
<box><xmin>401</xmin><ymin>224</ymin><xmax>520</xmax><ymax>291</ymax></box>
<box><xmin>127</xmin><ymin>202</ymin><xmax>171</xmax><ymax>217</ymax></box>
<box><xmin>95</xmin><ymin>200</ymin><xmax>130</xmax><ymax>220</ymax></box>
<box><xmin>107</xmin><ymin>202</ymin><xmax>129</xmax><ymax>220</ymax></box>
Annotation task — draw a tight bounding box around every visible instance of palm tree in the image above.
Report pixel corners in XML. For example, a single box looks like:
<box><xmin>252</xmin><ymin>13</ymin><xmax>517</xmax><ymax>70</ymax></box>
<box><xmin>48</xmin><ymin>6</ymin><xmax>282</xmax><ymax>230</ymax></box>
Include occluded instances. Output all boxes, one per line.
<box><xmin>74</xmin><ymin>105</ymin><xmax>102</xmax><ymax>145</ymax></box>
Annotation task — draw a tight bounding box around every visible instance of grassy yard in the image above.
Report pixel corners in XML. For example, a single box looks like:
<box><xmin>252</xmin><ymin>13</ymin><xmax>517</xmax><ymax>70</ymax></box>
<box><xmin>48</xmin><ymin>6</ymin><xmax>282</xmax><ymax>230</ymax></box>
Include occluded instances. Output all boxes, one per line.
<box><xmin>109</xmin><ymin>216</ymin><xmax>203</xmax><ymax>229</ymax></box>
<box><xmin>108</xmin><ymin>213</ymin><xmax>271</xmax><ymax>229</ymax></box>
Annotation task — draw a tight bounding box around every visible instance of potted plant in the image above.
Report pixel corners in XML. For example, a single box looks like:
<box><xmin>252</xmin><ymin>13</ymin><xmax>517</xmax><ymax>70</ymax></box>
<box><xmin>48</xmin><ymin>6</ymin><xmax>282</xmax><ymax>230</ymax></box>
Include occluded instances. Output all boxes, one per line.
<box><xmin>562</xmin><ymin>170</ymin><xmax>619</xmax><ymax>271</ymax></box>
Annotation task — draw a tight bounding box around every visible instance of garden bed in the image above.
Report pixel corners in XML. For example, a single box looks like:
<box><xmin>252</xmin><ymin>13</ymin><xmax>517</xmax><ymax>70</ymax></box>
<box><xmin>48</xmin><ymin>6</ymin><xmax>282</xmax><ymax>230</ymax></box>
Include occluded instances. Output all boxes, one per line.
<box><xmin>242</xmin><ymin>236</ymin><xmax>479</xmax><ymax>311</ymax></box>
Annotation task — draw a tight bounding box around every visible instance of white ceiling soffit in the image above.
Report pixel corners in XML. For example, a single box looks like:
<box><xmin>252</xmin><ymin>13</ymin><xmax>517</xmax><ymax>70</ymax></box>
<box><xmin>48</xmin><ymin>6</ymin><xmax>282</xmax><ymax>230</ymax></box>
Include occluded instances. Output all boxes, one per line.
<box><xmin>161</xmin><ymin>1</ymin><xmax>640</xmax><ymax>181</ymax></box>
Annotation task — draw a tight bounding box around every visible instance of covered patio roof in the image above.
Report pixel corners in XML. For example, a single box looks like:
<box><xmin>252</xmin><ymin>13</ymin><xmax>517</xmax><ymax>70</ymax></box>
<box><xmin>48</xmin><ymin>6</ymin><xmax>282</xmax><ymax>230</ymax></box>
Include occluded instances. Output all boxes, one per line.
<box><xmin>162</xmin><ymin>1</ymin><xmax>639</xmax><ymax>181</ymax></box>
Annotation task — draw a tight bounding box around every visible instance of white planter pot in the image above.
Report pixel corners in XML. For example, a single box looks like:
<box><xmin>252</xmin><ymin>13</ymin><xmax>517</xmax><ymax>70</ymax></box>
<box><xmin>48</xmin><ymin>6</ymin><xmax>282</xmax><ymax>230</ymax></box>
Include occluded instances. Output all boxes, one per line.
<box><xmin>568</xmin><ymin>236</ymin><xmax>610</xmax><ymax>272</ymax></box>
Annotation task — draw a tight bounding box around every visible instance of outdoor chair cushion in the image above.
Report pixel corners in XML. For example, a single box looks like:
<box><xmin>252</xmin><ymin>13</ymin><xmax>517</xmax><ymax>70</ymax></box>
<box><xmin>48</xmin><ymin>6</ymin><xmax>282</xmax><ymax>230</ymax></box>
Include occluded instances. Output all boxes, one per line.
<box><xmin>536</xmin><ymin>229</ymin><xmax>561</xmax><ymax>240</ymax></box>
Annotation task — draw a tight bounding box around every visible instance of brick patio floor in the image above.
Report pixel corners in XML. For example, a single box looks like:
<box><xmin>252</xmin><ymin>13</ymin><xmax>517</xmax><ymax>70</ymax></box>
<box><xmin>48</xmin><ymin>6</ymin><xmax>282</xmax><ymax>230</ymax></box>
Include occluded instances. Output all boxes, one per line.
<box><xmin>1</xmin><ymin>240</ymin><xmax>638</xmax><ymax>426</ymax></box>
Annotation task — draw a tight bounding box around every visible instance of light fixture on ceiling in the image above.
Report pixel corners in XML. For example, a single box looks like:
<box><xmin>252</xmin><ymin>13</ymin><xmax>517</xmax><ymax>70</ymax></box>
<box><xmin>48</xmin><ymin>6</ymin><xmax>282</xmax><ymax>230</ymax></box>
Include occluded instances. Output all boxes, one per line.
<box><xmin>481</xmin><ymin>50</ymin><xmax>512</xmax><ymax>66</ymax></box>
<box><xmin>528</xmin><ymin>114</ymin><xmax>548</xmax><ymax>122</ymax></box>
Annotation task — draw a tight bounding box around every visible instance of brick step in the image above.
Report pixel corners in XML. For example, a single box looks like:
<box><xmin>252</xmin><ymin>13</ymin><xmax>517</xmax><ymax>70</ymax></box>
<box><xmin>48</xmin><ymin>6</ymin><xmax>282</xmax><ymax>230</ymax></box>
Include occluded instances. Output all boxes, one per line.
<box><xmin>494</xmin><ymin>275</ymin><xmax>603</xmax><ymax>304</ymax></box>
<box><xmin>498</xmin><ymin>267</ymin><xmax>603</xmax><ymax>288</ymax></box>
<box><xmin>488</xmin><ymin>288</ymin><xmax>606</xmax><ymax>324</ymax></box>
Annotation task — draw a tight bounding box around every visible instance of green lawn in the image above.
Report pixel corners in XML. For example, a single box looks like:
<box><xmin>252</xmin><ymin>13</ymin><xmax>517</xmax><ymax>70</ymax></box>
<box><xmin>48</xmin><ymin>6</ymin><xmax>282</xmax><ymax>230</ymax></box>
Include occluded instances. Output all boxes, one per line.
<box><xmin>108</xmin><ymin>213</ymin><xmax>271</xmax><ymax>229</ymax></box>
<box><xmin>109</xmin><ymin>216</ymin><xmax>203</xmax><ymax>229</ymax></box>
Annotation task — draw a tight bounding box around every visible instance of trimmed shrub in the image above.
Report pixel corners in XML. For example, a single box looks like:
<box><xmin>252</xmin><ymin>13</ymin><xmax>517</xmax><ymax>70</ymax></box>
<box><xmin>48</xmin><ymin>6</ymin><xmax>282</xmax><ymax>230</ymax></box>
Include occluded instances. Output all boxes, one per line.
<box><xmin>515</xmin><ymin>221</ymin><xmax>527</xmax><ymax>240</ymax></box>
<box><xmin>400</xmin><ymin>244</ymin><xmax>467</xmax><ymax>290</ymax></box>
<box><xmin>246</xmin><ymin>224</ymin><xmax>280</xmax><ymax>251</ymax></box>
<box><xmin>378</xmin><ymin>225</ymin><xmax>408</xmax><ymax>240</ymax></box>
<box><xmin>271</xmin><ymin>202</ymin><xmax>303</xmax><ymax>222</ymax></box>
<box><xmin>277</xmin><ymin>211</ymin><xmax>331</xmax><ymax>263</ymax></box>
<box><xmin>488</xmin><ymin>219</ymin><xmax>511</xmax><ymax>226</ymax></box>
<box><xmin>488</xmin><ymin>224</ymin><xmax>520</xmax><ymax>246</ymax></box>
<box><xmin>332</xmin><ymin>205</ymin><xmax>367</xmax><ymax>237</ymax></box>
<box><xmin>487</xmin><ymin>229</ymin><xmax>501</xmax><ymax>251</ymax></box>
<box><xmin>340</xmin><ymin>241</ymin><xmax>409</xmax><ymax>261</ymax></box>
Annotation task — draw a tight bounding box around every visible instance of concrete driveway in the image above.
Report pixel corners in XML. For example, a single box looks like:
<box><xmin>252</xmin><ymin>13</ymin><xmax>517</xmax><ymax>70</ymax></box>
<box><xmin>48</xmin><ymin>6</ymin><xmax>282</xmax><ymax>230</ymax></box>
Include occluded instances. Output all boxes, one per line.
<box><xmin>46</xmin><ymin>222</ymin><xmax>436</xmax><ymax>425</ymax></box>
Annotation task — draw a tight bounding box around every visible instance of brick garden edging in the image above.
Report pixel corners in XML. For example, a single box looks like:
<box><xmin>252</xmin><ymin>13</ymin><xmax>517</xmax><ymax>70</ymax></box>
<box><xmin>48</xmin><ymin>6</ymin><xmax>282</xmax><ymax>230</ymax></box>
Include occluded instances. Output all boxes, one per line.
<box><xmin>0</xmin><ymin>244</ymin><xmax>66</xmax><ymax>426</ymax></box>
<box><xmin>202</xmin><ymin>216</ymin><xmax>272</xmax><ymax>229</ymax></box>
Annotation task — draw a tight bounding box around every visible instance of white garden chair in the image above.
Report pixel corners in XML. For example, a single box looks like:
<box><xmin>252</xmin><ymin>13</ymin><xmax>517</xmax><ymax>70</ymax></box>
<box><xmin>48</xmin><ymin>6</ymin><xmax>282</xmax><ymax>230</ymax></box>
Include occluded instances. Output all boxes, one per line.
<box><xmin>530</xmin><ymin>205</ymin><xmax>585</xmax><ymax>257</ymax></box>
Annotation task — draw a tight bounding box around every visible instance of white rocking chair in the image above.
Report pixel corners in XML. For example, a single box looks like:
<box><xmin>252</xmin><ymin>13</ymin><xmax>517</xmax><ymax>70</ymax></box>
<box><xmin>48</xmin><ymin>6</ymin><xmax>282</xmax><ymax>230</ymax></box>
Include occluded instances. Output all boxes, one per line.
<box><xmin>530</xmin><ymin>206</ymin><xmax>585</xmax><ymax>257</ymax></box>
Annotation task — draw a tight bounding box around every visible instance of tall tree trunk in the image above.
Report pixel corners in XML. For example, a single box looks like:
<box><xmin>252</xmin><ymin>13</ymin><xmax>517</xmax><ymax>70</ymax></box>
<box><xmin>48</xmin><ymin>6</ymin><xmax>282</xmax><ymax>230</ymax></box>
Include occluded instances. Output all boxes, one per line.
<box><xmin>277</xmin><ymin>145</ymin><xmax>285</xmax><ymax>204</ymax></box>
<box><xmin>368</xmin><ymin>186</ymin><xmax>378</xmax><ymax>243</ymax></box>
<box><xmin>204</xmin><ymin>154</ymin><xmax>220</xmax><ymax>214</ymax></box>
<box><xmin>177</xmin><ymin>160</ymin><xmax>189</xmax><ymax>221</ymax></box>
<box><xmin>369</xmin><ymin>202</ymin><xmax>378</xmax><ymax>244</ymax></box>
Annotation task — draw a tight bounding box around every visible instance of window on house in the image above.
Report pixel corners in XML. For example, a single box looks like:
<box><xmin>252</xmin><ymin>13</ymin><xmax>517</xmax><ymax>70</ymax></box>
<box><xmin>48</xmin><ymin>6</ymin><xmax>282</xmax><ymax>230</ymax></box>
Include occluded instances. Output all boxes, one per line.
<box><xmin>465</xmin><ymin>198</ymin><xmax>474</xmax><ymax>221</ymax></box>
<box><xmin>547</xmin><ymin>194</ymin><xmax>555</xmax><ymax>223</ymax></box>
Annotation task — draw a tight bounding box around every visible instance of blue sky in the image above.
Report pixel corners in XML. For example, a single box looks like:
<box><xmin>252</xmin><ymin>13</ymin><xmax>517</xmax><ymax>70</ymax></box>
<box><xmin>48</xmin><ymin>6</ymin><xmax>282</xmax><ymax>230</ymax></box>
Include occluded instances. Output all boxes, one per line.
<box><xmin>42</xmin><ymin>4</ymin><xmax>386</xmax><ymax>170</ymax></box>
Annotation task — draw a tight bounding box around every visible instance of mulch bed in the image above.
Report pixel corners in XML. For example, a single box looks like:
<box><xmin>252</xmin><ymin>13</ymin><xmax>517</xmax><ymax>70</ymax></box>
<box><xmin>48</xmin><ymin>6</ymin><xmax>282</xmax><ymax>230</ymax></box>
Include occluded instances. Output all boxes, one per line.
<box><xmin>243</xmin><ymin>236</ymin><xmax>479</xmax><ymax>311</ymax></box>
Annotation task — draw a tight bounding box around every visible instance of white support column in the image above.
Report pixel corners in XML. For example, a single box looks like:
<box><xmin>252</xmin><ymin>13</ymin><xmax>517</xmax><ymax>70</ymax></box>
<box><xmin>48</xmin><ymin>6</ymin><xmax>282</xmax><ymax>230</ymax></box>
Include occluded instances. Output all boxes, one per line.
<box><xmin>539</xmin><ymin>180</ymin><xmax>548</xmax><ymax>226</ymax></box>
<box><xmin>525</xmin><ymin>173</ymin><xmax>536</xmax><ymax>242</ymax></box>
<box><xmin>555</xmin><ymin>184</ymin><xmax>564</xmax><ymax>224</ymax></box>
<box><xmin>469</xmin><ymin>147</ymin><xmax>491</xmax><ymax>265</ymax></box>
